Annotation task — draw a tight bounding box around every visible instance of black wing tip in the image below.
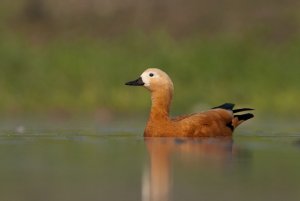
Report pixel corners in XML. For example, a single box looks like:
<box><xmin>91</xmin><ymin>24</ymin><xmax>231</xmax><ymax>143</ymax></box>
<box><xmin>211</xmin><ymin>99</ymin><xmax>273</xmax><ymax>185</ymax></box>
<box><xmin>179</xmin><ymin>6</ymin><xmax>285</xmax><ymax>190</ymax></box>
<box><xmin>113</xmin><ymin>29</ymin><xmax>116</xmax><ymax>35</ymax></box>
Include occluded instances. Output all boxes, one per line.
<box><xmin>212</xmin><ymin>103</ymin><xmax>235</xmax><ymax>110</ymax></box>
<box><xmin>233</xmin><ymin>108</ymin><xmax>255</xmax><ymax>113</ymax></box>
<box><xmin>234</xmin><ymin>113</ymin><xmax>254</xmax><ymax>121</ymax></box>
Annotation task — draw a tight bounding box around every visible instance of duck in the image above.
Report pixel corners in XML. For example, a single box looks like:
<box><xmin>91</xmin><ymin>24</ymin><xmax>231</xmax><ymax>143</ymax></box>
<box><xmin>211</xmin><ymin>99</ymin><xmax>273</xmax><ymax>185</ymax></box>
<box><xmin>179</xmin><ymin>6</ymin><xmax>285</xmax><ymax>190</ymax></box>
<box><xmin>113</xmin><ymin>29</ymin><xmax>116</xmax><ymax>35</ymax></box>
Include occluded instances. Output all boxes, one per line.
<box><xmin>125</xmin><ymin>68</ymin><xmax>254</xmax><ymax>137</ymax></box>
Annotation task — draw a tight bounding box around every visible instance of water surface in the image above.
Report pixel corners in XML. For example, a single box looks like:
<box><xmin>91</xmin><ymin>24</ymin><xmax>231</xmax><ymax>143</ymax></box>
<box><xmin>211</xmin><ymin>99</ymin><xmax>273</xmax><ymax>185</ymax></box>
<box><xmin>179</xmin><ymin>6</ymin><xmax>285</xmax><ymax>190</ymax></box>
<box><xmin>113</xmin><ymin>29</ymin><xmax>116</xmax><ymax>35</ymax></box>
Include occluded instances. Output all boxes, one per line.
<box><xmin>0</xmin><ymin>120</ymin><xmax>299</xmax><ymax>201</ymax></box>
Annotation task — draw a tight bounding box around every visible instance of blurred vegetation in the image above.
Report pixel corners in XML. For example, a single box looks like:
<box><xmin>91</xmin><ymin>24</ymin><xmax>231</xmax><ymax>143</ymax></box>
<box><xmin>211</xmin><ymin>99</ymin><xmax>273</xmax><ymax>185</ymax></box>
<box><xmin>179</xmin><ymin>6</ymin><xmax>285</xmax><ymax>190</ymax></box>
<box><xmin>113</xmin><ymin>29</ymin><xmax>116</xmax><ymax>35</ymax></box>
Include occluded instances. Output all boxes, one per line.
<box><xmin>0</xmin><ymin>0</ymin><xmax>300</xmax><ymax>118</ymax></box>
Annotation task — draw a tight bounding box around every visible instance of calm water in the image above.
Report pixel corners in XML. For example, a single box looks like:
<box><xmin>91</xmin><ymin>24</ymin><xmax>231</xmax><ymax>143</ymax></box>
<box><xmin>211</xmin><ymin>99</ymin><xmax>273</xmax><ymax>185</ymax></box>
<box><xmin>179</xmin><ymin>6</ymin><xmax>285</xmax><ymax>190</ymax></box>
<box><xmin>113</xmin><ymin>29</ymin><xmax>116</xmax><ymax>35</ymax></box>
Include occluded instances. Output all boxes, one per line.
<box><xmin>0</xmin><ymin>119</ymin><xmax>299</xmax><ymax>201</ymax></box>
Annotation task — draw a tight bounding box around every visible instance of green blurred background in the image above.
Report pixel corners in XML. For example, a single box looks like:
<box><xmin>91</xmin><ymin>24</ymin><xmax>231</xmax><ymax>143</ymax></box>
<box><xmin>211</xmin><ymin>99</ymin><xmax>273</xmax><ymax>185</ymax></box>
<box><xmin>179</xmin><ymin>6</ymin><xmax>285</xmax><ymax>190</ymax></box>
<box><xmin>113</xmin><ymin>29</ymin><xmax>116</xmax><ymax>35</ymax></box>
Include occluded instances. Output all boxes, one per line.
<box><xmin>0</xmin><ymin>0</ymin><xmax>299</xmax><ymax>120</ymax></box>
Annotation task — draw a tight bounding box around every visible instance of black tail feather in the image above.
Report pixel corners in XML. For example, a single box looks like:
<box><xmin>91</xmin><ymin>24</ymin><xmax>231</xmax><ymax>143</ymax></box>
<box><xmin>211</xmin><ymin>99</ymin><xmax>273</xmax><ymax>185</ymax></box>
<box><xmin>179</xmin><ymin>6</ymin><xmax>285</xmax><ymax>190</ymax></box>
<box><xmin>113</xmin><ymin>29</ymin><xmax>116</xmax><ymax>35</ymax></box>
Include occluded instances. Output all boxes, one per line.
<box><xmin>234</xmin><ymin>113</ymin><xmax>254</xmax><ymax>121</ymax></box>
<box><xmin>213</xmin><ymin>103</ymin><xmax>255</xmax><ymax>123</ymax></box>
<box><xmin>213</xmin><ymin>103</ymin><xmax>254</xmax><ymax>113</ymax></box>
<box><xmin>212</xmin><ymin>103</ymin><xmax>235</xmax><ymax>110</ymax></box>
<box><xmin>233</xmin><ymin>108</ymin><xmax>254</xmax><ymax>113</ymax></box>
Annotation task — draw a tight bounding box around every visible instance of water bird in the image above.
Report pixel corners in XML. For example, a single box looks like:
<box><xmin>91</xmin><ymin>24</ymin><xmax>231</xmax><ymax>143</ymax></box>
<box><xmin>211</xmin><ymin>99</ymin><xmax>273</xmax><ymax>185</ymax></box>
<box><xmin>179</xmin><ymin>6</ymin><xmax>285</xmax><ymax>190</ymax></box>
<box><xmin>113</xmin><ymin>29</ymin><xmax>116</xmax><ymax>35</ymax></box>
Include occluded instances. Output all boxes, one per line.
<box><xmin>125</xmin><ymin>68</ymin><xmax>254</xmax><ymax>137</ymax></box>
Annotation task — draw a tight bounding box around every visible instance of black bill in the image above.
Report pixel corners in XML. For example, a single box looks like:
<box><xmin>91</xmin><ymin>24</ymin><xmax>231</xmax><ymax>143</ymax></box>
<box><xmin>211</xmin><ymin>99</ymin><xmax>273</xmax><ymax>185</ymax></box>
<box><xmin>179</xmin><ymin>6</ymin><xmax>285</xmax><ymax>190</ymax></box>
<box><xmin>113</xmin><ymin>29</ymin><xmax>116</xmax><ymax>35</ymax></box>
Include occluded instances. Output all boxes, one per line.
<box><xmin>125</xmin><ymin>77</ymin><xmax>145</xmax><ymax>86</ymax></box>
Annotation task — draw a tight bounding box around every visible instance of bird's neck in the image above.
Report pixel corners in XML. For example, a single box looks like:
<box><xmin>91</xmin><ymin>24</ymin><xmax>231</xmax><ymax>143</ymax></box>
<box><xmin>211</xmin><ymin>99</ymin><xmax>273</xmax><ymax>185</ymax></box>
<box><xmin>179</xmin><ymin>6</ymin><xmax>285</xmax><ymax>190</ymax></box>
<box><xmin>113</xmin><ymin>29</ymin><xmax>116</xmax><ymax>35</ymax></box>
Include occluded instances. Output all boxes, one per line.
<box><xmin>149</xmin><ymin>89</ymin><xmax>173</xmax><ymax>121</ymax></box>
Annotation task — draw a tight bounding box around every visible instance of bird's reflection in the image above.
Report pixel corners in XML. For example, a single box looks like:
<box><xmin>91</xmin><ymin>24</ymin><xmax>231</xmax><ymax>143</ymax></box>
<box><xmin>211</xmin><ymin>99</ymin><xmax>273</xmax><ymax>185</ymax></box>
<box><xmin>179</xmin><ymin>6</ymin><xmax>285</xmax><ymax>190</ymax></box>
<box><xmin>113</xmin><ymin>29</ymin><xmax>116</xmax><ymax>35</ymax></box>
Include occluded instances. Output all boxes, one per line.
<box><xmin>142</xmin><ymin>136</ymin><xmax>240</xmax><ymax>201</ymax></box>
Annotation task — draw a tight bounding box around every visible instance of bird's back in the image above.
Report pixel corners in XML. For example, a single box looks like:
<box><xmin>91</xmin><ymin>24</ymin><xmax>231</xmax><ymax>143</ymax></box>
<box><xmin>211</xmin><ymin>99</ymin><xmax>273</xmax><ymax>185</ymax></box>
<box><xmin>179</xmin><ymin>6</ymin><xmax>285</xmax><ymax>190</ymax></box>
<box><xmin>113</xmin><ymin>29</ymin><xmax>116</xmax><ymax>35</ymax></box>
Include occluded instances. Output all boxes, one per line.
<box><xmin>145</xmin><ymin>104</ymin><xmax>254</xmax><ymax>137</ymax></box>
<box><xmin>174</xmin><ymin>109</ymin><xmax>234</xmax><ymax>137</ymax></box>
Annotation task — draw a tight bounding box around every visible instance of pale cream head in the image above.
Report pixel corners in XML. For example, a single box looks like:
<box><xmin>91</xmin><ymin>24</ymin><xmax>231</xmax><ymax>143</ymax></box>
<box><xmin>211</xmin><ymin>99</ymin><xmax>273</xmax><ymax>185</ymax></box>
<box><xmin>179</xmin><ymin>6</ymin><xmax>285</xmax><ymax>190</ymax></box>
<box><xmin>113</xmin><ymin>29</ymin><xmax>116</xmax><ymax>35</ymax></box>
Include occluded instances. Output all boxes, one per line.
<box><xmin>140</xmin><ymin>68</ymin><xmax>174</xmax><ymax>92</ymax></box>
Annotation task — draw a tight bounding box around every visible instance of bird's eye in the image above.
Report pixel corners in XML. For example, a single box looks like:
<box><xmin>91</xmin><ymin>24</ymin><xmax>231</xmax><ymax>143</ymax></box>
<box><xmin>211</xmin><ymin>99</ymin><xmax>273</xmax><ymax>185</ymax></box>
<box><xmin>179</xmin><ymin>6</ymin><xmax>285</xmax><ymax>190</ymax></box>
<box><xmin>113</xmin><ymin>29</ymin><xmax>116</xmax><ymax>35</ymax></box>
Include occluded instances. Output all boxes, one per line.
<box><xmin>149</xmin><ymin>73</ymin><xmax>154</xmax><ymax>77</ymax></box>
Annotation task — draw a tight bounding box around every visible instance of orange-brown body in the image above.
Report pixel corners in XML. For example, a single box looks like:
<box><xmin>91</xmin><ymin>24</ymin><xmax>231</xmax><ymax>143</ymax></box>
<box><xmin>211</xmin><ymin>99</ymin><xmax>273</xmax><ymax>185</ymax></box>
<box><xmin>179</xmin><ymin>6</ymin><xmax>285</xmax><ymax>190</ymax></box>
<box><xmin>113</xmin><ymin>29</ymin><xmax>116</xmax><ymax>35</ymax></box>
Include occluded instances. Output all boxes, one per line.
<box><xmin>126</xmin><ymin>68</ymin><xmax>253</xmax><ymax>137</ymax></box>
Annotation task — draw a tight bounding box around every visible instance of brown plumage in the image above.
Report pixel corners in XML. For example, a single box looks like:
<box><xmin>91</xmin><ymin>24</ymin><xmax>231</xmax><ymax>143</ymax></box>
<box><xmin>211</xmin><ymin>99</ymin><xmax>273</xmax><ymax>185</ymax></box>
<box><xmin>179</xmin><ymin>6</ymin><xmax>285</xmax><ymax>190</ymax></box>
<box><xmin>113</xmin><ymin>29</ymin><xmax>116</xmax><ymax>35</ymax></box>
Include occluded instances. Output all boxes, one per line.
<box><xmin>125</xmin><ymin>68</ymin><xmax>254</xmax><ymax>137</ymax></box>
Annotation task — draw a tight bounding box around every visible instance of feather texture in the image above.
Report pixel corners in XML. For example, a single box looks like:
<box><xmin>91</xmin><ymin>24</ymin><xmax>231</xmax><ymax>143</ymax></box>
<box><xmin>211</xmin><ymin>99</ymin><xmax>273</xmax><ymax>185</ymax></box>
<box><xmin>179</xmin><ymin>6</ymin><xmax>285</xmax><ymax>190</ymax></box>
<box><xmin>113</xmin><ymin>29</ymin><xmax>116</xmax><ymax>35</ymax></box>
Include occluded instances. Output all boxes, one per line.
<box><xmin>126</xmin><ymin>68</ymin><xmax>254</xmax><ymax>137</ymax></box>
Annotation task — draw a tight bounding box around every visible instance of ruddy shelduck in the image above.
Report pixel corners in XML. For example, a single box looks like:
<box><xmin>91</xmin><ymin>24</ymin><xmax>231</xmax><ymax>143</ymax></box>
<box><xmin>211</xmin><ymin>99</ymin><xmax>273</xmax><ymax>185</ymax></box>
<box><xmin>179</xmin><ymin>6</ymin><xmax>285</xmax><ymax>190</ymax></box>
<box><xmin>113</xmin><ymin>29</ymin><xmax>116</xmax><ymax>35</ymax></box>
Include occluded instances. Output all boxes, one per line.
<box><xmin>125</xmin><ymin>68</ymin><xmax>254</xmax><ymax>137</ymax></box>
